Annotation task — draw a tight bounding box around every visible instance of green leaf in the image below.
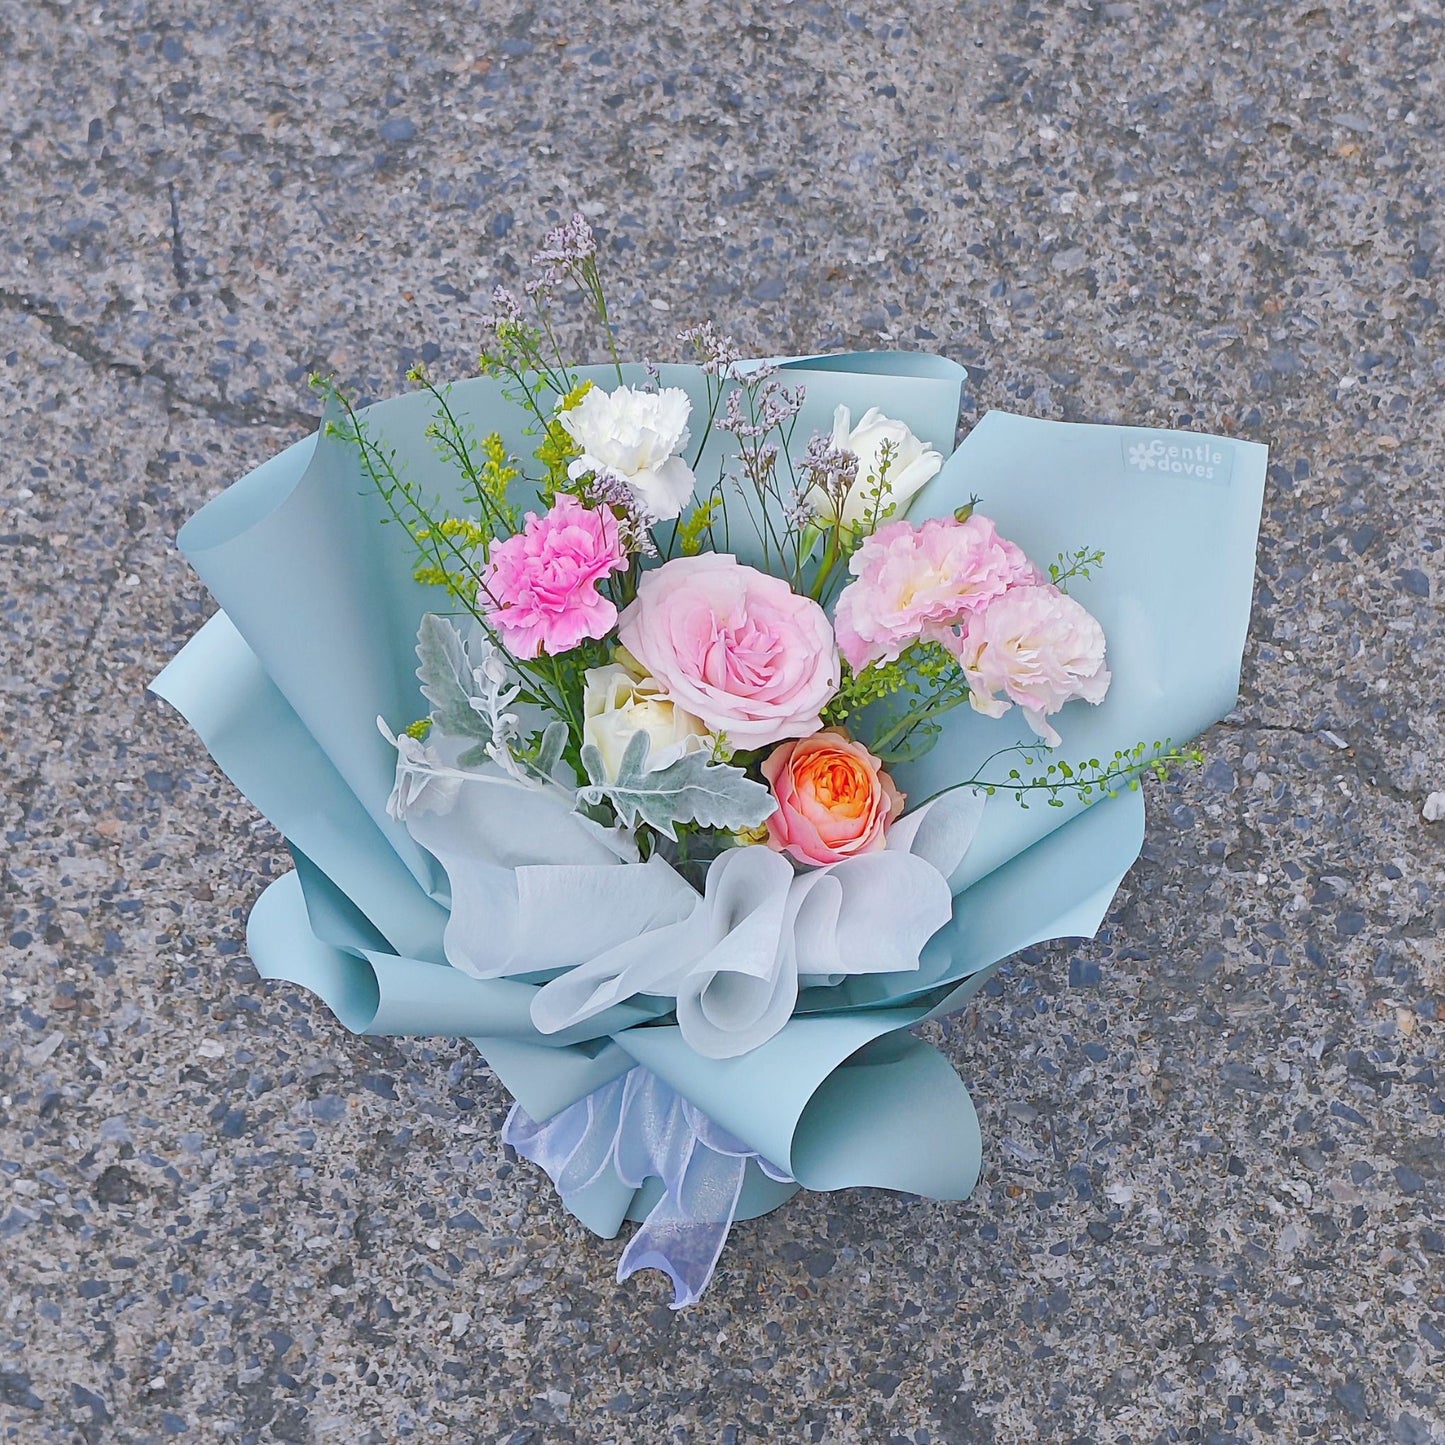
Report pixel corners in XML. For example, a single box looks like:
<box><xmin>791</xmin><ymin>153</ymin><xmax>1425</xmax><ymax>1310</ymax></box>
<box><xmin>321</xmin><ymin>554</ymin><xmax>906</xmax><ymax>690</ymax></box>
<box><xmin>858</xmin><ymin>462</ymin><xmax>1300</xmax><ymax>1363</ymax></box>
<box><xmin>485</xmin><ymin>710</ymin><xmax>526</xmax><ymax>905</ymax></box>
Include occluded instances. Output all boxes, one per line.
<box><xmin>416</xmin><ymin>614</ymin><xmax>489</xmax><ymax>741</ymax></box>
<box><xmin>577</xmin><ymin>731</ymin><xmax>775</xmax><ymax>841</ymax></box>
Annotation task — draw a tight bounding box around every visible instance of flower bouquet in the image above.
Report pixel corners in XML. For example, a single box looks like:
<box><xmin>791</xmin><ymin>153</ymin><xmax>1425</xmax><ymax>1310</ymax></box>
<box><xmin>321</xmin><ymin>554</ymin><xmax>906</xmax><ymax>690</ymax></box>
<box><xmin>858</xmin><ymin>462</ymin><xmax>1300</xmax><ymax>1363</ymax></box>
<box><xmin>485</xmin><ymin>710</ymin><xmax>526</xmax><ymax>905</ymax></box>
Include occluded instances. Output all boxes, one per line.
<box><xmin>153</xmin><ymin>218</ymin><xmax>1266</xmax><ymax>1306</ymax></box>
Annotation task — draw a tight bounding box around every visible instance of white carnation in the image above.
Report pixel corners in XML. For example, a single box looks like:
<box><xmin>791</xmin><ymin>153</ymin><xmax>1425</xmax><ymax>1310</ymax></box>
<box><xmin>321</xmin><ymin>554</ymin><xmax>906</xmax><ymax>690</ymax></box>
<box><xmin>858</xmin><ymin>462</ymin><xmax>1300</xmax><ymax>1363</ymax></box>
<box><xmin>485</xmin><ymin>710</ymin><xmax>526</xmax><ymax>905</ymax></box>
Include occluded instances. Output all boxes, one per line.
<box><xmin>561</xmin><ymin>385</ymin><xmax>697</xmax><ymax>521</ymax></box>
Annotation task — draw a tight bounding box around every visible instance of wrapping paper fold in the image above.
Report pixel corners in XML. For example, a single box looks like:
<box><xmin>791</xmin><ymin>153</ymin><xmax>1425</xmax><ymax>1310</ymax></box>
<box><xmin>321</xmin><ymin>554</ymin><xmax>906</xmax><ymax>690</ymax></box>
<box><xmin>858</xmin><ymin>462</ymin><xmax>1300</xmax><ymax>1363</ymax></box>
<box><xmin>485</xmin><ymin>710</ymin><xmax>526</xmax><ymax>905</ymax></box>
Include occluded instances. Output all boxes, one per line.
<box><xmin>152</xmin><ymin>351</ymin><xmax>1266</xmax><ymax>1284</ymax></box>
<box><xmin>402</xmin><ymin>767</ymin><xmax>984</xmax><ymax>1058</ymax></box>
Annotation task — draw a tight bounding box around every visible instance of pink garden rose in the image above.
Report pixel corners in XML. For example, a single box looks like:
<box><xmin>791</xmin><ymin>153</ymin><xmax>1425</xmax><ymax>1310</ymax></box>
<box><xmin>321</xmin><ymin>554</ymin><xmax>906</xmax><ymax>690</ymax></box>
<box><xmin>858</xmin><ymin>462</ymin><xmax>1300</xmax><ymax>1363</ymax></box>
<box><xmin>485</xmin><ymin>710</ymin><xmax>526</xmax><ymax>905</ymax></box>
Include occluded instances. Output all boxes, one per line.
<box><xmin>952</xmin><ymin>583</ymin><xmax>1111</xmax><ymax>747</ymax></box>
<box><xmin>762</xmin><ymin>728</ymin><xmax>905</xmax><ymax>867</ymax></box>
<box><xmin>617</xmin><ymin>554</ymin><xmax>839</xmax><ymax>751</ymax></box>
<box><xmin>833</xmin><ymin>514</ymin><xmax>1038</xmax><ymax>672</ymax></box>
<box><xmin>480</xmin><ymin>494</ymin><xmax>627</xmax><ymax>659</ymax></box>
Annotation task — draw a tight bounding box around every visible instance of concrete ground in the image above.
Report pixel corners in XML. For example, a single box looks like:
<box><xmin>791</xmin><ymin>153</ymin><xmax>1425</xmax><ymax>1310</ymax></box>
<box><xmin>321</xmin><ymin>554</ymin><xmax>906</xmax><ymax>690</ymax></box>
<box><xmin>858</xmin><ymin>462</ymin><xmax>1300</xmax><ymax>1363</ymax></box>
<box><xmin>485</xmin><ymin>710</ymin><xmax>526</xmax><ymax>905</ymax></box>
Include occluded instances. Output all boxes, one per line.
<box><xmin>2</xmin><ymin>0</ymin><xmax>1442</xmax><ymax>1440</ymax></box>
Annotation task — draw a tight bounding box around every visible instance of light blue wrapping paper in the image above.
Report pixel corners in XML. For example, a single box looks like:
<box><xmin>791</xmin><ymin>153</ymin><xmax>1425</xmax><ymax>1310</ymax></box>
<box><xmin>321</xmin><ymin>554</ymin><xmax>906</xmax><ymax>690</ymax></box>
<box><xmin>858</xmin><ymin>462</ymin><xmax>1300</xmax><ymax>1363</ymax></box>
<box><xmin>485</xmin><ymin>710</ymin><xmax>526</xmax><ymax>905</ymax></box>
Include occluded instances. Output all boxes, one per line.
<box><xmin>152</xmin><ymin>352</ymin><xmax>1265</xmax><ymax>1259</ymax></box>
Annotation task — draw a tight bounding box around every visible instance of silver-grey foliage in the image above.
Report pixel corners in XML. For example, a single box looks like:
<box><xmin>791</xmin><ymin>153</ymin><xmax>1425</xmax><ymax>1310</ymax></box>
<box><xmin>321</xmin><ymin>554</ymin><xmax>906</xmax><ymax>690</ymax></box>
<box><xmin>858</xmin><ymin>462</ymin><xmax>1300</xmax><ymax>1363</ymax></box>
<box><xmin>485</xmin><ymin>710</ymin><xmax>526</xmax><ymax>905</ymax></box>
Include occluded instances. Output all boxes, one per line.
<box><xmin>577</xmin><ymin>731</ymin><xmax>774</xmax><ymax>840</ymax></box>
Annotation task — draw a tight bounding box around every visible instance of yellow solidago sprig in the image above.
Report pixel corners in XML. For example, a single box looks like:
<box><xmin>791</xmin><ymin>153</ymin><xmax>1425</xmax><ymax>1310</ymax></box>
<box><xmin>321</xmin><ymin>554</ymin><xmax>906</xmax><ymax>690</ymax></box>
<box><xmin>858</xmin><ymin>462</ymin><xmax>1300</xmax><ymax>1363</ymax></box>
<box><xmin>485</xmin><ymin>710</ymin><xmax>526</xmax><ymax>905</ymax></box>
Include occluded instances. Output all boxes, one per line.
<box><xmin>412</xmin><ymin>517</ymin><xmax>491</xmax><ymax>601</ymax></box>
<box><xmin>677</xmin><ymin>490</ymin><xmax>724</xmax><ymax>557</ymax></box>
<box><xmin>475</xmin><ymin>431</ymin><xmax>521</xmax><ymax>533</ymax></box>
<box><xmin>311</xmin><ymin>372</ymin><xmax>497</xmax><ymax>624</ymax></box>
<box><xmin>536</xmin><ymin>379</ymin><xmax>594</xmax><ymax>498</ymax></box>
<box><xmin>408</xmin><ymin>365</ymin><xmax>523</xmax><ymax>539</ymax></box>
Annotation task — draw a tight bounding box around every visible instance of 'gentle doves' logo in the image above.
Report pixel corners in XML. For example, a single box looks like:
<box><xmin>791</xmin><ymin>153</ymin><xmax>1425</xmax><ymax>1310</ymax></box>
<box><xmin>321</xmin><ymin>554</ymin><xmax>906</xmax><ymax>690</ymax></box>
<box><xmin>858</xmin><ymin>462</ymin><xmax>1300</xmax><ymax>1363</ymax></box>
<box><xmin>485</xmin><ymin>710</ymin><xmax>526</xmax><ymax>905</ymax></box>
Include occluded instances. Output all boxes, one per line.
<box><xmin>1125</xmin><ymin>435</ymin><xmax>1231</xmax><ymax>482</ymax></box>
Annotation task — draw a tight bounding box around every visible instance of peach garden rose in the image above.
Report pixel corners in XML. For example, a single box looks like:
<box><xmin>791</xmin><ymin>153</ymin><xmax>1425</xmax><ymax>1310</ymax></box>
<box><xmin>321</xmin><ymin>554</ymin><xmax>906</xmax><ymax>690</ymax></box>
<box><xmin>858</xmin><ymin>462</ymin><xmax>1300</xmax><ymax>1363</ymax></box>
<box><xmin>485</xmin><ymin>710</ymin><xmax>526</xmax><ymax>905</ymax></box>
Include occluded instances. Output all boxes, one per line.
<box><xmin>761</xmin><ymin>728</ymin><xmax>905</xmax><ymax>867</ymax></box>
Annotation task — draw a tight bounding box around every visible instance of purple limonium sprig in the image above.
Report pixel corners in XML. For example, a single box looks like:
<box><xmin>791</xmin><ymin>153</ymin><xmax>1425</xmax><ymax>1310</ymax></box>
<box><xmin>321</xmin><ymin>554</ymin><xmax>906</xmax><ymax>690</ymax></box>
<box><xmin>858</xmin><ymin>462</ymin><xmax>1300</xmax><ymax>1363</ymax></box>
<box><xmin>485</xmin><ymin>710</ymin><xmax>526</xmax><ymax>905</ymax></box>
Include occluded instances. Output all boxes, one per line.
<box><xmin>717</xmin><ymin>379</ymin><xmax>807</xmax><ymax>439</ymax></box>
<box><xmin>579</xmin><ymin>469</ymin><xmax>661</xmax><ymax>558</ymax></box>
<box><xmin>758</xmin><ymin>379</ymin><xmax>805</xmax><ymax>432</ymax></box>
<box><xmin>717</xmin><ymin>386</ymin><xmax>759</xmax><ymax>439</ymax></box>
<box><xmin>678</xmin><ymin>321</ymin><xmax>744</xmax><ymax>379</ymax></box>
<box><xmin>783</xmin><ymin>486</ymin><xmax>816</xmax><ymax>534</ymax></box>
<box><xmin>798</xmin><ymin>431</ymin><xmax>859</xmax><ymax>514</ymax></box>
<box><xmin>481</xmin><ymin>284</ymin><xmax>523</xmax><ymax>329</ymax></box>
<box><xmin>526</xmin><ymin>213</ymin><xmax>599</xmax><ymax>296</ymax></box>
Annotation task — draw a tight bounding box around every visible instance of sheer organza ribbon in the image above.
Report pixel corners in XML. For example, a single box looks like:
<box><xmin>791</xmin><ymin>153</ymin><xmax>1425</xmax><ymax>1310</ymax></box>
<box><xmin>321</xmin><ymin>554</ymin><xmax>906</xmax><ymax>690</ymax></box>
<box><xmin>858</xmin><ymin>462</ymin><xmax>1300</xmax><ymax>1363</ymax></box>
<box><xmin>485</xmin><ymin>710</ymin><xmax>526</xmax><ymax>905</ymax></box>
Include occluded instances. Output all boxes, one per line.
<box><xmin>503</xmin><ymin>1067</ymin><xmax>794</xmax><ymax>1308</ymax></box>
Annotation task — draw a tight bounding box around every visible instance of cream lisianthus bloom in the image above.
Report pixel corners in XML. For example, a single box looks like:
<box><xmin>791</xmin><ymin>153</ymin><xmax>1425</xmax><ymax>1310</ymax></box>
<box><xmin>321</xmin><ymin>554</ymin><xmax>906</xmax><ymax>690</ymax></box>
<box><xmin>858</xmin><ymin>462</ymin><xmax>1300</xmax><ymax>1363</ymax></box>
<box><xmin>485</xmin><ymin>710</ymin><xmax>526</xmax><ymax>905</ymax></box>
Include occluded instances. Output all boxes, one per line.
<box><xmin>581</xmin><ymin>664</ymin><xmax>712</xmax><ymax>780</ymax></box>
<box><xmin>808</xmin><ymin>405</ymin><xmax>944</xmax><ymax>533</ymax></box>
<box><xmin>561</xmin><ymin>384</ymin><xmax>697</xmax><ymax>521</ymax></box>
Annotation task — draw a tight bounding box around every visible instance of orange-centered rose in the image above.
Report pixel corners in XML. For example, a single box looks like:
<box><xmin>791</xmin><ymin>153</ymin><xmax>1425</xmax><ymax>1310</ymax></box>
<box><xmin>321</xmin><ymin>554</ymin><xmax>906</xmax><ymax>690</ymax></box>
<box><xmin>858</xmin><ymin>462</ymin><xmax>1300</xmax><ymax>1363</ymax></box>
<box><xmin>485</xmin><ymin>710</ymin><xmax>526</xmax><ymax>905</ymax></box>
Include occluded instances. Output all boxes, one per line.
<box><xmin>761</xmin><ymin>728</ymin><xmax>905</xmax><ymax>867</ymax></box>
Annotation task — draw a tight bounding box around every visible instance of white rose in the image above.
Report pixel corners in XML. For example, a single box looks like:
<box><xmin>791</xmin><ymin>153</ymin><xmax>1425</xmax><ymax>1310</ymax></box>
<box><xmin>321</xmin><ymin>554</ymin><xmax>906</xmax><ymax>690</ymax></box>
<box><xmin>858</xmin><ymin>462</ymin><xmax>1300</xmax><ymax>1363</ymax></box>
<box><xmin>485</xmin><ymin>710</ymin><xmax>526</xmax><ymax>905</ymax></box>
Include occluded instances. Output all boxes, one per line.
<box><xmin>809</xmin><ymin>404</ymin><xmax>944</xmax><ymax>532</ymax></box>
<box><xmin>582</xmin><ymin>664</ymin><xmax>711</xmax><ymax>780</ymax></box>
<box><xmin>561</xmin><ymin>385</ymin><xmax>697</xmax><ymax>521</ymax></box>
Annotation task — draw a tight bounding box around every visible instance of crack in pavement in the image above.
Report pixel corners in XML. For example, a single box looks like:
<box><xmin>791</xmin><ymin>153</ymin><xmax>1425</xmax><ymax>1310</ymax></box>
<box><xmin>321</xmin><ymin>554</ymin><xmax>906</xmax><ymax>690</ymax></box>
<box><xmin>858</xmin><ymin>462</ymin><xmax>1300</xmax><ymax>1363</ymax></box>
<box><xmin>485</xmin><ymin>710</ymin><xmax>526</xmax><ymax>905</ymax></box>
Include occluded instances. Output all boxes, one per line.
<box><xmin>166</xmin><ymin>180</ymin><xmax>189</xmax><ymax>290</ymax></box>
<box><xmin>1215</xmin><ymin>717</ymin><xmax>1424</xmax><ymax>807</ymax></box>
<box><xmin>0</xmin><ymin>287</ymin><xmax>313</xmax><ymax>431</ymax></box>
<box><xmin>0</xmin><ymin>293</ymin><xmax>307</xmax><ymax>907</ymax></box>
<box><xmin>1216</xmin><ymin>719</ymin><xmax>1319</xmax><ymax>738</ymax></box>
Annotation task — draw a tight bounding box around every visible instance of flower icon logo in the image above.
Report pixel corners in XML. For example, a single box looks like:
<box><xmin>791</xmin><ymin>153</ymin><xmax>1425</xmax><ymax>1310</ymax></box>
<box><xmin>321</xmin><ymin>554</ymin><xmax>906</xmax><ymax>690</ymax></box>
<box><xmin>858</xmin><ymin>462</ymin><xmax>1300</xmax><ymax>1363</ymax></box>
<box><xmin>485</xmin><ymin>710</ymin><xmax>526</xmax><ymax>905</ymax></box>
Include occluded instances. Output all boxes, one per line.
<box><xmin>1128</xmin><ymin>440</ymin><xmax>1165</xmax><ymax>471</ymax></box>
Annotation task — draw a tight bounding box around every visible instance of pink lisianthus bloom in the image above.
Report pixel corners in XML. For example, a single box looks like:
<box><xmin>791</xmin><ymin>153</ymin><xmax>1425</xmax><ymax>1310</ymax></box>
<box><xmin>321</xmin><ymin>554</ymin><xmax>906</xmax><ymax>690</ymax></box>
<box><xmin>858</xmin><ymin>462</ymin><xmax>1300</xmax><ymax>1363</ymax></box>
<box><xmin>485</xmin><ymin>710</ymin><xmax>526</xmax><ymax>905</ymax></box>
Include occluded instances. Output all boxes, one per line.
<box><xmin>833</xmin><ymin>514</ymin><xmax>1039</xmax><ymax>672</ymax></box>
<box><xmin>479</xmin><ymin>494</ymin><xmax>627</xmax><ymax>659</ymax></box>
<box><xmin>952</xmin><ymin>584</ymin><xmax>1111</xmax><ymax>747</ymax></box>
<box><xmin>617</xmin><ymin>554</ymin><xmax>839</xmax><ymax>751</ymax></box>
<box><xmin>762</xmin><ymin>728</ymin><xmax>905</xmax><ymax>867</ymax></box>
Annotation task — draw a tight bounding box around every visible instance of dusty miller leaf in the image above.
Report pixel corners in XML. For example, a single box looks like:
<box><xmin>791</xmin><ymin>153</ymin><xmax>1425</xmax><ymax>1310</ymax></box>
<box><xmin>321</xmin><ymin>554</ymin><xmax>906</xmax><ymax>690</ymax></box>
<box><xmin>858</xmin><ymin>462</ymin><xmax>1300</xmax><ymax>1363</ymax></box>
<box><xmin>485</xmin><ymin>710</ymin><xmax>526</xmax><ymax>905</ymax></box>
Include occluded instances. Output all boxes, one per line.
<box><xmin>577</xmin><ymin>730</ymin><xmax>774</xmax><ymax>841</ymax></box>
<box><xmin>532</xmin><ymin>720</ymin><xmax>571</xmax><ymax>785</ymax></box>
<box><xmin>416</xmin><ymin>614</ymin><xmax>490</xmax><ymax>741</ymax></box>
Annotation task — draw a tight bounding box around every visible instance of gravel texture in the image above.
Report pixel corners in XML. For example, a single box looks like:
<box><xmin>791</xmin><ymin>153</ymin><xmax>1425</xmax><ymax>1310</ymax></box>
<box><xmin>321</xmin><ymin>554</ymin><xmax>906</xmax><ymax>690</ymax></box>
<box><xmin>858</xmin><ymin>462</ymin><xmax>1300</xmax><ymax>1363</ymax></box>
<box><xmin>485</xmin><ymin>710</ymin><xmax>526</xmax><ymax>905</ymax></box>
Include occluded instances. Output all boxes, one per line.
<box><xmin>3</xmin><ymin>0</ymin><xmax>1443</xmax><ymax>1440</ymax></box>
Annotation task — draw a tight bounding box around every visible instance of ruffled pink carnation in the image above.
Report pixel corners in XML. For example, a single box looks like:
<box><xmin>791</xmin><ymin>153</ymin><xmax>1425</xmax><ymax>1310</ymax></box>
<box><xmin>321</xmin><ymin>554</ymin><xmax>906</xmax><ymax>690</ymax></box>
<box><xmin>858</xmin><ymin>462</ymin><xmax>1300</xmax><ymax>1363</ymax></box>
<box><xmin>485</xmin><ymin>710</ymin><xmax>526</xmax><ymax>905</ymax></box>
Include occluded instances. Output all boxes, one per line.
<box><xmin>480</xmin><ymin>495</ymin><xmax>627</xmax><ymax>659</ymax></box>
<box><xmin>833</xmin><ymin>514</ymin><xmax>1039</xmax><ymax>672</ymax></box>
<box><xmin>952</xmin><ymin>583</ymin><xmax>1111</xmax><ymax>746</ymax></box>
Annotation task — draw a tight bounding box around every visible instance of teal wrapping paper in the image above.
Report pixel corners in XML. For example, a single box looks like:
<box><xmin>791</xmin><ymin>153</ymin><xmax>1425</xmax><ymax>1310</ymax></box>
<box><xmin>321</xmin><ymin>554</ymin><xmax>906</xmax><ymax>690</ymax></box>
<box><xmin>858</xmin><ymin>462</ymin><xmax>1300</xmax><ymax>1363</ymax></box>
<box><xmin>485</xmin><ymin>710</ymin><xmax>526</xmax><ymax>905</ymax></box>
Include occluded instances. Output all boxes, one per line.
<box><xmin>152</xmin><ymin>352</ymin><xmax>1266</xmax><ymax>1255</ymax></box>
